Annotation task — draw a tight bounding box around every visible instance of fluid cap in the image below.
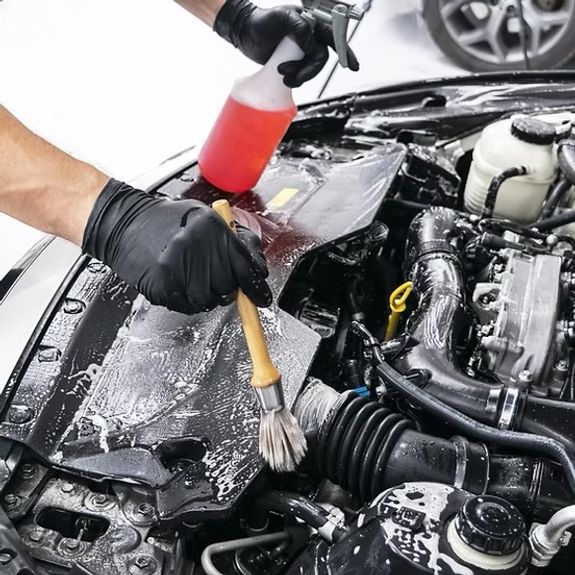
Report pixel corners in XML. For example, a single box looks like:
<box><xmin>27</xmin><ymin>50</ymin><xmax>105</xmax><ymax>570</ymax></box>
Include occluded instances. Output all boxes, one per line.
<box><xmin>511</xmin><ymin>116</ymin><xmax>556</xmax><ymax>146</ymax></box>
<box><xmin>454</xmin><ymin>495</ymin><xmax>526</xmax><ymax>555</ymax></box>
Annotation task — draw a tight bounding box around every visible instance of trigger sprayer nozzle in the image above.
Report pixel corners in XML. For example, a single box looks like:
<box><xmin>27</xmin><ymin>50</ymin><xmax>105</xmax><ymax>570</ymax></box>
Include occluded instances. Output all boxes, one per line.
<box><xmin>302</xmin><ymin>0</ymin><xmax>364</xmax><ymax>69</ymax></box>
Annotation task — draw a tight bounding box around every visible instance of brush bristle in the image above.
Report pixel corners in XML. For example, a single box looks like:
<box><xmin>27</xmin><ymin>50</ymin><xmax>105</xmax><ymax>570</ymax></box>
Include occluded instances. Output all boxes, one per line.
<box><xmin>259</xmin><ymin>408</ymin><xmax>307</xmax><ymax>473</ymax></box>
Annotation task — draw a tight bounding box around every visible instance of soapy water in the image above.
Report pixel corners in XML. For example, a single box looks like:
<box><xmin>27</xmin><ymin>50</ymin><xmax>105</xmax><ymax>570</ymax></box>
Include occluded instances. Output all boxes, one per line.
<box><xmin>380</xmin><ymin>484</ymin><xmax>473</xmax><ymax>575</ymax></box>
<box><xmin>25</xmin><ymin>256</ymin><xmax>320</xmax><ymax>506</ymax></box>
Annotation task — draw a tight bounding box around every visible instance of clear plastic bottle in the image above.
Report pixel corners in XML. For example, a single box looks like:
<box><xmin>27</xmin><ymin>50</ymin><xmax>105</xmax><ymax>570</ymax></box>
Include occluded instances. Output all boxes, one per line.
<box><xmin>199</xmin><ymin>38</ymin><xmax>304</xmax><ymax>194</ymax></box>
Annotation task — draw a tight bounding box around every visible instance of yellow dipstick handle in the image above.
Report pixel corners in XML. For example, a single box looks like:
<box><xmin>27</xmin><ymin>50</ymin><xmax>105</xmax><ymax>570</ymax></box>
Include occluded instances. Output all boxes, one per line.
<box><xmin>385</xmin><ymin>281</ymin><xmax>414</xmax><ymax>341</ymax></box>
<box><xmin>212</xmin><ymin>199</ymin><xmax>281</xmax><ymax>390</ymax></box>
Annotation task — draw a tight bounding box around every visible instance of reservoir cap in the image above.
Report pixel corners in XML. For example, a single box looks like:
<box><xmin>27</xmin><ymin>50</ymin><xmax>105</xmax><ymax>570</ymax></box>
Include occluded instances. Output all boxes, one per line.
<box><xmin>511</xmin><ymin>116</ymin><xmax>556</xmax><ymax>145</ymax></box>
<box><xmin>455</xmin><ymin>495</ymin><xmax>526</xmax><ymax>555</ymax></box>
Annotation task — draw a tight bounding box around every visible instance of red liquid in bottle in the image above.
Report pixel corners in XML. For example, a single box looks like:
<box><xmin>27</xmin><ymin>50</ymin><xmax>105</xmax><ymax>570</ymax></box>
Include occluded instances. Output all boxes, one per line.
<box><xmin>199</xmin><ymin>96</ymin><xmax>297</xmax><ymax>194</ymax></box>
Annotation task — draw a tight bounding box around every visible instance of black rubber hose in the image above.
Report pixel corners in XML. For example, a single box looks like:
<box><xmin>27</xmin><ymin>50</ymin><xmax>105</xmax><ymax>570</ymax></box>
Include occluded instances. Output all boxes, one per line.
<box><xmin>534</xmin><ymin>209</ymin><xmax>575</xmax><ymax>233</ymax></box>
<box><xmin>399</xmin><ymin>208</ymin><xmax>504</xmax><ymax>424</ymax></box>
<box><xmin>375</xmin><ymin>358</ymin><xmax>575</xmax><ymax>497</ymax></box>
<box><xmin>296</xmin><ymin>381</ymin><xmax>572</xmax><ymax>517</ymax></box>
<box><xmin>558</xmin><ymin>140</ymin><xmax>575</xmax><ymax>186</ymax></box>
<box><xmin>534</xmin><ymin>140</ymin><xmax>575</xmax><ymax>232</ymax></box>
<box><xmin>257</xmin><ymin>491</ymin><xmax>347</xmax><ymax>542</ymax></box>
<box><xmin>540</xmin><ymin>177</ymin><xmax>572</xmax><ymax>219</ymax></box>
<box><xmin>481</xmin><ymin>166</ymin><xmax>529</xmax><ymax>219</ymax></box>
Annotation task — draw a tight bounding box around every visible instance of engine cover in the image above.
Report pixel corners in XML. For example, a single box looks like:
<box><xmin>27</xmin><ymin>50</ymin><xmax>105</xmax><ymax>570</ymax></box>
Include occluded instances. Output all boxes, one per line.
<box><xmin>472</xmin><ymin>247</ymin><xmax>563</xmax><ymax>387</ymax></box>
<box><xmin>0</xmin><ymin>143</ymin><xmax>406</xmax><ymax>523</ymax></box>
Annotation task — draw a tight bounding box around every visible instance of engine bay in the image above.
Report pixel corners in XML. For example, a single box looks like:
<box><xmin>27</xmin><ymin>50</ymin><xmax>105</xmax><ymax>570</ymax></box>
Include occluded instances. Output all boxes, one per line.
<box><xmin>3</xmin><ymin>77</ymin><xmax>575</xmax><ymax>574</ymax></box>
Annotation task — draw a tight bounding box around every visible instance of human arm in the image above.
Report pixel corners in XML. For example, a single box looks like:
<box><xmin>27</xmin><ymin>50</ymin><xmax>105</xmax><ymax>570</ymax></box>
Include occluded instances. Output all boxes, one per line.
<box><xmin>0</xmin><ymin>104</ymin><xmax>108</xmax><ymax>245</ymax></box>
<box><xmin>174</xmin><ymin>0</ymin><xmax>225</xmax><ymax>26</ymax></box>
<box><xmin>174</xmin><ymin>0</ymin><xmax>359</xmax><ymax>88</ymax></box>
<box><xmin>0</xmin><ymin>105</ymin><xmax>272</xmax><ymax>313</ymax></box>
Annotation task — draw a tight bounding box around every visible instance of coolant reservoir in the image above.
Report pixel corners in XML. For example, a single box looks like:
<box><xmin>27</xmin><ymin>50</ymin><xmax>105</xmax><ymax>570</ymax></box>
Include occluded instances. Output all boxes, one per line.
<box><xmin>464</xmin><ymin>116</ymin><xmax>558</xmax><ymax>222</ymax></box>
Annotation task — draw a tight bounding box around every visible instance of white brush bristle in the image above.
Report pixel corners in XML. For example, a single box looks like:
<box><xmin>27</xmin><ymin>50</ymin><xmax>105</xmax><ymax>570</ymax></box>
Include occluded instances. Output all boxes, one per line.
<box><xmin>259</xmin><ymin>408</ymin><xmax>307</xmax><ymax>473</ymax></box>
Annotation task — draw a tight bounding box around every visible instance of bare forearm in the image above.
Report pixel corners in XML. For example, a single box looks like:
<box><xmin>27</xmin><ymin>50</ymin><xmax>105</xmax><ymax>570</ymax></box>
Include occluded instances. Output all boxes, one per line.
<box><xmin>174</xmin><ymin>0</ymin><xmax>225</xmax><ymax>26</ymax></box>
<box><xmin>0</xmin><ymin>105</ymin><xmax>108</xmax><ymax>245</ymax></box>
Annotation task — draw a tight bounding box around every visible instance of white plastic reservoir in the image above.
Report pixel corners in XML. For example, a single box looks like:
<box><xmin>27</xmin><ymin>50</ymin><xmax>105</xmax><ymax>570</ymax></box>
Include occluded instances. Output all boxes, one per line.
<box><xmin>464</xmin><ymin>115</ymin><xmax>558</xmax><ymax>223</ymax></box>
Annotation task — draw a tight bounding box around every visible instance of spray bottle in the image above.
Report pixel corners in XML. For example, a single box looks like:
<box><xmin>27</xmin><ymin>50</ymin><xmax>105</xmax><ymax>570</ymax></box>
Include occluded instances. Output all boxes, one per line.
<box><xmin>199</xmin><ymin>0</ymin><xmax>363</xmax><ymax>194</ymax></box>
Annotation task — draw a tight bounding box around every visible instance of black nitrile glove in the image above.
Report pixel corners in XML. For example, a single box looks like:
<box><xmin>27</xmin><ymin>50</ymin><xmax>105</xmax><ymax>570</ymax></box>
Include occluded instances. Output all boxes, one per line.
<box><xmin>82</xmin><ymin>179</ymin><xmax>272</xmax><ymax>314</ymax></box>
<box><xmin>214</xmin><ymin>0</ymin><xmax>359</xmax><ymax>88</ymax></box>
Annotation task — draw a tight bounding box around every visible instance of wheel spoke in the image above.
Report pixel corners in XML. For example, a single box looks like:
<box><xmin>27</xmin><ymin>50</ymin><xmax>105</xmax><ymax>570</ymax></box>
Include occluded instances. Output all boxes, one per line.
<box><xmin>440</xmin><ymin>0</ymin><xmax>474</xmax><ymax>19</ymax></box>
<box><xmin>539</xmin><ymin>9</ymin><xmax>571</xmax><ymax>27</ymax></box>
<box><xmin>528</xmin><ymin>23</ymin><xmax>542</xmax><ymax>55</ymax></box>
<box><xmin>521</xmin><ymin>4</ymin><xmax>571</xmax><ymax>56</ymax></box>
<box><xmin>458</xmin><ymin>27</ymin><xmax>489</xmax><ymax>46</ymax></box>
<box><xmin>485</xmin><ymin>7</ymin><xmax>509</xmax><ymax>62</ymax></box>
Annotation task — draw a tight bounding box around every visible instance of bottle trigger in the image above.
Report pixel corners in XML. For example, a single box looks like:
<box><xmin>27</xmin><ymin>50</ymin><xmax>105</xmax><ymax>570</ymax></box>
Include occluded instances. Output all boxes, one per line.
<box><xmin>302</xmin><ymin>0</ymin><xmax>364</xmax><ymax>69</ymax></box>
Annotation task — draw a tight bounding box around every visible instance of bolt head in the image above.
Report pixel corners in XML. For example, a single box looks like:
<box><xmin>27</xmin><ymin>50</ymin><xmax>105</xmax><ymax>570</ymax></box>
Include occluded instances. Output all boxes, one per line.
<box><xmin>137</xmin><ymin>503</ymin><xmax>153</xmax><ymax>516</ymax></box>
<box><xmin>61</xmin><ymin>482</ymin><xmax>74</xmax><ymax>493</ymax></box>
<box><xmin>518</xmin><ymin>369</ymin><xmax>534</xmax><ymax>383</ymax></box>
<box><xmin>8</xmin><ymin>406</ymin><xmax>34</xmax><ymax>424</ymax></box>
<box><xmin>129</xmin><ymin>555</ymin><xmax>158</xmax><ymax>574</ymax></box>
<box><xmin>20</xmin><ymin>463</ymin><xmax>37</xmax><ymax>478</ymax></box>
<box><xmin>63</xmin><ymin>298</ymin><xmax>85</xmax><ymax>314</ymax></box>
<box><xmin>0</xmin><ymin>552</ymin><xmax>12</xmax><ymax>565</ymax></box>
<box><xmin>4</xmin><ymin>494</ymin><xmax>19</xmax><ymax>508</ymax></box>
<box><xmin>94</xmin><ymin>494</ymin><xmax>108</xmax><ymax>505</ymax></box>
<box><xmin>28</xmin><ymin>530</ymin><xmax>43</xmax><ymax>543</ymax></box>
<box><xmin>64</xmin><ymin>539</ymin><xmax>80</xmax><ymax>551</ymax></box>
<box><xmin>135</xmin><ymin>557</ymin><xmax>151</xmax><ymax>568</ymax></box>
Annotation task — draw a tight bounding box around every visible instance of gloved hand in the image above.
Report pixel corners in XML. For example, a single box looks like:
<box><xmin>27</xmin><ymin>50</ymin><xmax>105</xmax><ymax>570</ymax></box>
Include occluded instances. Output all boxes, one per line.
<box><xmin>214</xmin><ymin>0</ymin><xmax>359</xmax><ymax>88</ymax></box>
<box><xmin>82</xmin><ymin>179</ymin><xmax>272</xmax><ymax>314</ymax></box>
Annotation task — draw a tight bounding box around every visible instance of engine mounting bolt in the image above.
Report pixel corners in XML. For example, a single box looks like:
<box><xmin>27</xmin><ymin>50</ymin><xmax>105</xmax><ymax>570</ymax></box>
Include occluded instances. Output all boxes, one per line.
<box><xmin>28</xmin><ymin>530</ymin><xmax>43</xmax><ymax>543</ymax></box>
<box><xmin>137</xmin><ymin>503</ymin><xmax>154</xmax><ymax>516</ymax></box>
<box><xmin>129</xmin><ymin>555</ymin><xmax>158</xmax><ymax>574</ymax></box>
<box><xmin>20</xmin><ymin>463</ymin><xmax>37</xmax><ymax>479</ymax></box>
<box><xmin>63</xmin><ymin>298</ymin><xmax>85</xmax><ymax>314</ymax></box>
<box><xmin>0</xmin><ymin>552</ymin><xmax>12</xmax><ymax>565</ymax></box>
<box><xmin>93</xmin><ymin>493</ymin><xmax>108</xmax><ymax>506</ymax></box>
<box><xmin>61</xmin><ymin>482</ymin><xmax>74</xmax><ymax>493</ymax></box>
<box><xmin>8</xmin><ymin>406</ymin><xmax>34</xmax><ymax>425</ymax></box>
<box><xmin>87</xmin><ymin>261</ymin><xmax>107</xmax><ymax>273</ymax></box>
<box><xmin>4</xmin><ymin>494</ymin><xmax>19</xmax><ymax>509</ymax></box>
<box><xmin>64</xmin><ymin>539</ymin><xmax>81</xmax><ymax>551</ymax></box>
<box><xmin>519</xmin><ymin>370</ymin><xmax>534</xmax><ymax>384</ymax></box>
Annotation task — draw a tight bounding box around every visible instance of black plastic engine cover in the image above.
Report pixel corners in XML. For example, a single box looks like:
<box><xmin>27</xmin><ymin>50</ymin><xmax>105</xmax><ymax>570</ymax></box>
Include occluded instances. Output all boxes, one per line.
<box><xmin>0</xmin><ymin>143</ymin><xmax>406</xmax><ymax>522</ymax></box>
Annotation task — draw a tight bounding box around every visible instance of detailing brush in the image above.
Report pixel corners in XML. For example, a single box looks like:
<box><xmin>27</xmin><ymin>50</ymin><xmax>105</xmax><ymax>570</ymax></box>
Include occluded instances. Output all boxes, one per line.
<box><xmin>212</xmin><ymin>199</ymin><xmax>307</xmax><ymax>473</ymax></box>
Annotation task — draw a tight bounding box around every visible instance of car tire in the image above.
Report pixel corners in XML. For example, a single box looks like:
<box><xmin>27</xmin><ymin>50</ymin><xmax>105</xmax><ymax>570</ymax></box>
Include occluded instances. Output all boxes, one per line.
<box><xmin>423</xmin><ymin>0</ymin><xmax>575</xmax><ymax>72</ymax></box>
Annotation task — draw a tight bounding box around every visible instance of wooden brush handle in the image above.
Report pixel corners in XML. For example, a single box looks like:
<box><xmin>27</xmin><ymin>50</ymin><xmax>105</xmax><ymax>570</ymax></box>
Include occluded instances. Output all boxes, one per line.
<box><xmin>212</xmin><ymin>199</ymin><xmax>281</xmax><ymax>389</ymax></box>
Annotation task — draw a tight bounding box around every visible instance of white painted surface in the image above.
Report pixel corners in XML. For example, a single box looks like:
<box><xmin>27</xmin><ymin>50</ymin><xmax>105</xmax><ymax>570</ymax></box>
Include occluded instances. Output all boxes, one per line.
<box><xmin>0</xmin><ymin>0</ymin><xmax>460</xmax><ymax>278</ymax></box>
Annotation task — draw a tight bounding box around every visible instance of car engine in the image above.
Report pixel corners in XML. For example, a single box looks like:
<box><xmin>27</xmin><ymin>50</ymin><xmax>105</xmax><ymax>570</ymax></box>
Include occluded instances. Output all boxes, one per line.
<box><xmin>3</xmin><ymin>78</ymin><xmax>575</xmax><ymax>574</ymax></box>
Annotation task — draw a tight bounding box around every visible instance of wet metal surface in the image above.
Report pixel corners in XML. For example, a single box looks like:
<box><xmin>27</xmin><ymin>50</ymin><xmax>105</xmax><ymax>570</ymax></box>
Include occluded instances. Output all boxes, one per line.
<box><xmin>0</xmin><ymin>145</ymin><xmax>405</xmax><ymax>522</ymax></box>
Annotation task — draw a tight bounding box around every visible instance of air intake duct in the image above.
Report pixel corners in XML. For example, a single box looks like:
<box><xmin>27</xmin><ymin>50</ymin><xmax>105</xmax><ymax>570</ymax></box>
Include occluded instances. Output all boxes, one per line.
<box><xmin>295</xmin><ymin>380</ymin><xmax>571</xmax><ymax>520</ymax></box>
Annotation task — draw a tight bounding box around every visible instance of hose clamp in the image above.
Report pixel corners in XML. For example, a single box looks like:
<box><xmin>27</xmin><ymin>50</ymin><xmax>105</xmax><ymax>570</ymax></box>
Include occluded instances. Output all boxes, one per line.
<box><xmin>498</xmin><ymin>387</ymin><xmax>520</xmax><ymax>431</ymax></box>
<box><xmin>529</xmin><ymin>524</ymin><xmax>563</xmax><ymax>567</ymax></box>
<box><xmin>317</xmin><ymin>520</ymin><xmax>338</xmax><ymax>543</ymax></box>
